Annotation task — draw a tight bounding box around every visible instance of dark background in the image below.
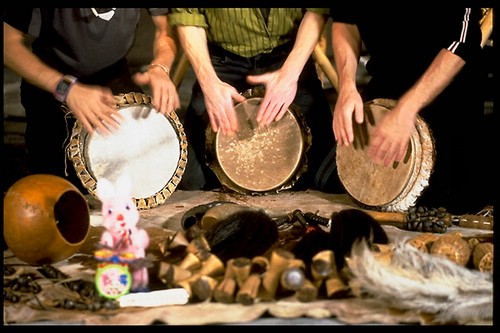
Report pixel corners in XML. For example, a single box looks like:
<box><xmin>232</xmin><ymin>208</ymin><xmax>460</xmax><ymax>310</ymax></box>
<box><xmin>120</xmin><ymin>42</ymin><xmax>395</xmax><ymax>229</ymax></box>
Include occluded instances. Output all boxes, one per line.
<box><xmin>3</xmin><ymin>10</ymin><xmax>495</xmax><ymax>199</ymax></box>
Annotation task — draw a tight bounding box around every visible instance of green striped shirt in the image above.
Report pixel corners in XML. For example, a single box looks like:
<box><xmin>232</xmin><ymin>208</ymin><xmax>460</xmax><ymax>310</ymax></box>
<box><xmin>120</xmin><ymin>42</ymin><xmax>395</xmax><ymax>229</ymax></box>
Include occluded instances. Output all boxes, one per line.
<box><xmin>168</xmin><ymin>8</ymin><xmax>329</xmax><ymax>58</ymax></box>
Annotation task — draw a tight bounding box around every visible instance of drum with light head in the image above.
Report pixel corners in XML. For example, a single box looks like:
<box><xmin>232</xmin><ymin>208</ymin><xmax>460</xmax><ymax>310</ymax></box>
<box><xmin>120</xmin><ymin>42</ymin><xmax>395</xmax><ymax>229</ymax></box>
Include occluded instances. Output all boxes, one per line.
<box><xmin>206</xmin><ymin>87</ymin><xmax>312</xmax><ymax>195</ymax></box>
<box><xmin>336</xmin><ymin>99</ymin><xmax>435</xmax><ymax>212</ymax></box>
<box><xmin>67</xmin><ymin>92</ymin><xmax>187</xmax><ymax>210</ymax></box>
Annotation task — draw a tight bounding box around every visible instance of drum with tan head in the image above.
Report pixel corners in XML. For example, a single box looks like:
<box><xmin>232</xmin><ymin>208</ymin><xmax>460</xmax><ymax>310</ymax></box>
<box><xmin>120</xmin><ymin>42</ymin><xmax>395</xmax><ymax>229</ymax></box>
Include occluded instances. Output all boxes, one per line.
<box><xmin>336</xmin><ymin>99</ymin><xmax>435</xmax><ymax>212</ymax></box>
<box><xmin>67</xmin><ymin>92</ymin><xmax>187</xmax><ymax>210</ymax></box>
<box><xmin>206</xmin><ymin>87</ymin><xmax>312</xmax><ymax>195</ymax></box>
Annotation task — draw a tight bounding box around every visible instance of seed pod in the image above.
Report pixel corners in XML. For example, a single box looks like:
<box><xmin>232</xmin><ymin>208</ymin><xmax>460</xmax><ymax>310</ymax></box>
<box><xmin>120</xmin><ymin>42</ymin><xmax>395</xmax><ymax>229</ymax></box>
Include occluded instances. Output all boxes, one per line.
<box><xmin>407</xmin><ymin>233</ymin><xmax>439</xmax><ymax>253</ymax></box>
<box><xmin>472</xmin><ymin>242</ymin><xmax>493</xmax><ymax>273</ymax></box>
<box><xmin>430</xmin><ymin>232</ymin><xmax>471</xmax><ymax>266</ymax></box>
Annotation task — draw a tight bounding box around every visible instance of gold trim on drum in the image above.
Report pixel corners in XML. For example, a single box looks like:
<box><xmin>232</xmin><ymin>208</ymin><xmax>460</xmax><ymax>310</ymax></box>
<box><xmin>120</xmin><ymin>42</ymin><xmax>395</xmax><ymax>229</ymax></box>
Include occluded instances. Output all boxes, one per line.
<box><xmin>67</xmin><ymin>92</ymin><xmax>188</xmax><ymax>210</ymax></box>
<box><xmin>206</xmin><ymin>87</ymin><xmax>312</xmax><ymax>195</ymax></box>
<box><xmin>336</xmin><ymin>99</ymin><xmax>435</xmax><ymax>212</ymax></box>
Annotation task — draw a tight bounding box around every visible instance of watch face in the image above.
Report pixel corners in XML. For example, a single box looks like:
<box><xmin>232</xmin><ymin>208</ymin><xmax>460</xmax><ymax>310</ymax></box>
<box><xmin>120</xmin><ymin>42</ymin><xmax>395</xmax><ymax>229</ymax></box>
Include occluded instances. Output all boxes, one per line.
<box><xmin>54</xmin><ymin>75</ymin><xmax>77</xmax><ymax>102</ymax></box>
<box><xmin>58</xmin><ymin>80</ymin><xmax>72</xmax><ymax>92</ymax></box>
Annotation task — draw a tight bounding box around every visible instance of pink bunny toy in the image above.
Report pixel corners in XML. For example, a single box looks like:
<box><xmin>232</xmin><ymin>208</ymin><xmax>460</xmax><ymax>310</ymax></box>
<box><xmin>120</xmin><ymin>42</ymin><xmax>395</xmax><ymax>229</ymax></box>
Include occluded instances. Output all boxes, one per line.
<box><xmin>96</xmin><ymin>175</ymin><xmax>150</xmax><ymax>292</ymax></box>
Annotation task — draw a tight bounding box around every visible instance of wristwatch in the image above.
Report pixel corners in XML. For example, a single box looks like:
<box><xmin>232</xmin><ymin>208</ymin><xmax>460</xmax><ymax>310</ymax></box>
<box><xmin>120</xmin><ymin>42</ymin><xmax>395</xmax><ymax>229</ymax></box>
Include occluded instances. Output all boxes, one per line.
<box><xmin>53</xmin><ymin>75</ymin><xmax>78</xmax><ymax>103</ymax></box>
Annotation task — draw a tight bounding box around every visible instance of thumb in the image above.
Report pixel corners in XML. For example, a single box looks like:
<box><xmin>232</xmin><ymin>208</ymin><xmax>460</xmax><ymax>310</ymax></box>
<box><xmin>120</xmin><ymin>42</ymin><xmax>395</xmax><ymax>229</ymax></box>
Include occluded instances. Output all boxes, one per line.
<box><xmin>232</xmin><ymin>91</ymin><xmax>246</xmax><ymax>104</ymax></box>
<box><xmin>246</xmin><ymin>72</ymin><xmax>273</xmax><ymax>85</ymax></box>
<box><xmin>132</xmin><ymin>72</ymin><xmax>149</xmax><ymax>86</ymax></box>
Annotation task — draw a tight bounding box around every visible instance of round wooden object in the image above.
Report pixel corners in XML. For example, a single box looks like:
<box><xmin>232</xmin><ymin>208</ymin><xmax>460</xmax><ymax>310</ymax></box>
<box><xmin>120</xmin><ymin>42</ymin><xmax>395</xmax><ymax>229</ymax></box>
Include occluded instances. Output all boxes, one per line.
<box><xmin>67</xmin><ymin>92</ymin><xmax>187</xmax><ymax>210</ymax></box>
<box><xmin>3</xmin><ymin>174</ymin><xmax>90</xmax><ymax>265</ymax></box>
<box><xmin>336</xmin><ymin>99</ymin><xmax>435</xmax><ymax>212</ymax></box>
<box><xmin>206</xmin><ymin>87</ymin><xmax>311</xmax><ymax>195</ymax></box>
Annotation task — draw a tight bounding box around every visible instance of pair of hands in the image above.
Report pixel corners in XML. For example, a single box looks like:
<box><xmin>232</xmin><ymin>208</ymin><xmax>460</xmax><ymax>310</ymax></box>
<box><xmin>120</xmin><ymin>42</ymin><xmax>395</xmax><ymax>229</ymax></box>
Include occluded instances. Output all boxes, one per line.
<box><xmin>202</xmin><ymin>69</ymin><xmax>298</xmax><ymax>136</ymax></box>
<box><xmin>333</xmin><ymin>90</ymin><xmax>416</xmax><ymax>167</ymax></box>
<box><xmin>65</xmin><ymin>67</ymin><xmax>180</xmax><ymax>136</ymax></box>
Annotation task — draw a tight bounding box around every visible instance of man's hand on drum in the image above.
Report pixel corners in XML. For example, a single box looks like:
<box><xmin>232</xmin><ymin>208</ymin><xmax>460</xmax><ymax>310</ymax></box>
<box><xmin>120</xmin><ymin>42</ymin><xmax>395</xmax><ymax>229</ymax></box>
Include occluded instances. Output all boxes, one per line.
<box><xmin>202</xmin><ymin>79</ymin><xmax>245</xmax><ymax>136</ymax></box>
<box><xmin>132</xmin><ymin>66</ymin><xmax>180</xmax><ymax>115</ymax></box>
<box><xmin>65</xmin><ymin>83</ymin><xmax>122</xmax><ymax>136</ymax></box>
<box><xmin>368</xmin><ymin>106</ymin><xmax>416</xmax><ymax>167</ymax></box>
<box><xmin>332</xmin><ymin>88</ymin><xmax>365</xmax><ymax>147</ymax></box>
<box><xmin>247</xmin><ymin>69</ymin><xmax>298</xmax><ymax>128</ymax></box>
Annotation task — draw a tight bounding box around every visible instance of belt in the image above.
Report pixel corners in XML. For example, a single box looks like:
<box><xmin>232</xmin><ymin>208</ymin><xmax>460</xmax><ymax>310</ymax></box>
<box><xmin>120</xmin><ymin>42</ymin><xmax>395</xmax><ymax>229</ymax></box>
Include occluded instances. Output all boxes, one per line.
<box><xmin>208</xmin><ymin>41</ymin><xmax>295</xmax><ymax>62</ymax></box>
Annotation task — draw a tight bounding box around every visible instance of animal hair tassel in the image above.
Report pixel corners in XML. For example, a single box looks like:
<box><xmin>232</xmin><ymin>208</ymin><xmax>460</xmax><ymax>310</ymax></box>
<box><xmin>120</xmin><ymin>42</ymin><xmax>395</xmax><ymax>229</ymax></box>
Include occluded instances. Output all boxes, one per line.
<box><xmin>346</xmin><ymin>239</ymin><xmax>493</xmax><ymax>324</ymax></box>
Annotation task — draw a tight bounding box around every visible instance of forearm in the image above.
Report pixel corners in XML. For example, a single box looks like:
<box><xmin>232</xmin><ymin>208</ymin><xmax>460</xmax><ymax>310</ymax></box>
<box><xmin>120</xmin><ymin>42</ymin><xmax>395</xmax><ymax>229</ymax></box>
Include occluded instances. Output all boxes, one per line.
<box><xmin>3</xmin><ymin>23</ymin><xmax>63</xmax><ymax>94</ymax></box>
<box><xmin>150</xmin><ymin>15</ymin><xmax>177</xmax><ymax>71</ymax></box>
<box><xmin>280</xmin><ymin>11</ymin><xmax>326</xmax><ymax>81</ymax></box>
<box><xmin>397</xmin><ymin>49</ymin><xmax>465</xmax><ymax>115</ymax></box>
<box><xmin>331</xmin><ymin>22</ymin><xmax>361</xmax><ymax>92</ymax></box>
<box><xmin>176</xmin><ymin>25</ymin><xmax>220</xmax><ymax>90</ymax></box>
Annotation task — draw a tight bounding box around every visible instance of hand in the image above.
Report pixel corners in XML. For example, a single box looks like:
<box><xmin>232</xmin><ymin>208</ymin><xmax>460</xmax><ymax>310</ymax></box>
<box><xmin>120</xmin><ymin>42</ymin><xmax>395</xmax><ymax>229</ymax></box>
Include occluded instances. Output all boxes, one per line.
<box><xmin>246</xmin><ymin>70</ymin><xmax>297</xmax><ymax>127</ymax></box>
<box><xmin>332</xmin><ymin>89</ymin><xmax>364</xmax><ymax>147</ymax></box>
<box><xmin>202</xmin><ymin>80</ymin><xmax>246</xmax><ymax>135</ymax></box>
<box><xmin>65</xmin><ymin>83</ymin><xmax>122</xmax><ymax>135</ymax></box>
<box><xmin>132</xmin><ymin>67</ymin><xmax>181</xmax><ymax>114</ymax></box>
<box><xmin>368</xmin><ymin>106</ymin><xmax>416</xmax><ymax>166</ymax></box>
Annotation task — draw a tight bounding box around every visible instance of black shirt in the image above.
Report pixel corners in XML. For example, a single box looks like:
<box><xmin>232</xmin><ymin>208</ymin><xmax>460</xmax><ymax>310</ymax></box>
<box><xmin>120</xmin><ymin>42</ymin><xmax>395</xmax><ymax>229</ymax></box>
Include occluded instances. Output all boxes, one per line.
<box><xmin>3</xmin><ymin>8</ymin><xmax>169</xmax><ymax>77</ymax></box>
<box><xmin>330</xmin><ymin>5</ymin><xmax>483</xmax><ymax>94</ymax></box>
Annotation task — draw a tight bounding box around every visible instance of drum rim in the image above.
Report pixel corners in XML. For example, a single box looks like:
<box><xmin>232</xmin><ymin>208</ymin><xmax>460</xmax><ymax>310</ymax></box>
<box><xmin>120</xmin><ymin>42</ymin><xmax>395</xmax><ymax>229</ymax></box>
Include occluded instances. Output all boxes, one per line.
<box><xmin>205</xmin><ymin>86</ymin><xmax>312</xmax><ymax>195</ymax></box>
<box><xmin>336</xmin><ymin>98</ymin><xmax>435</xmax><ymax>212</ymax></box>
<box><xmin>66</xmin><ymin>92</ymin><xmax>188</xmax><ymax>210</ymax></box>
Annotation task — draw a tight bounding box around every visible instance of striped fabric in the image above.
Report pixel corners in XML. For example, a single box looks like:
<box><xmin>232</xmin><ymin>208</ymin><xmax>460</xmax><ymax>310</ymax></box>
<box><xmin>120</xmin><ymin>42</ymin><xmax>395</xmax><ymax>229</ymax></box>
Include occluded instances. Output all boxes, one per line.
<box><xmin>168</xmin><ymin>8</ymin><xmax>329</xmax><ymax>58</ymax></box>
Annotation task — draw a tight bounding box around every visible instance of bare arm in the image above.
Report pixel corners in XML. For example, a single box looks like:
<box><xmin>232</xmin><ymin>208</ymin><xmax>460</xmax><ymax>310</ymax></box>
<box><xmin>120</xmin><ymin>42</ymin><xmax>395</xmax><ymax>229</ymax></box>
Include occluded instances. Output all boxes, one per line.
<box><xmin>176</xmin><ymin>25</ymin><xmax>245</xmax><ymax>135</ymax></box>
<box><xmin>369</xmin><ymin>49</ymin><xmax>465</xmax><ymax>166</ymax></box>
<box><xmin>3</xmin><ymin>22</ymin><xmax>62</xmax><ymax>94</ymax></box>
<box><xmin>330</xmin><ymin>21</ymin><xmax>364</xmax><ymax>146</ymax></box>
<box><xmin>3</xmin><ymin>22</ymin><xmax>120</xmax><ymax>135</ymax></box>
<box><xmin>247</xmin><ymin>11</ymin><xmax>327</xmax><ymax>127</ymax></box>
<box><xmin>132</xmin><ymin>14</ymin><xmax>180</xmax><ymax>114</ymax></box>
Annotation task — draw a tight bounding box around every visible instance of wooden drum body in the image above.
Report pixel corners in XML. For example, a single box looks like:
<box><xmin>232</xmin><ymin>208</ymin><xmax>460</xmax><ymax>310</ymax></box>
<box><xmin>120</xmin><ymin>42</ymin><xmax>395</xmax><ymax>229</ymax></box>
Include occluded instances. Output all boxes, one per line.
<box><xmin>206</xmin><ymin>87</ymin><xmax>312</xmax><ymax>195</ymax></box>
<box><xmin>67</xmin><ymin>93</ymin><xmax>187</xmax><ymax>209</ymax></box>
<box><xmin>336</xmin><ymin>99</ymin><xmax>435</xmax><ymax>212</ymax></box>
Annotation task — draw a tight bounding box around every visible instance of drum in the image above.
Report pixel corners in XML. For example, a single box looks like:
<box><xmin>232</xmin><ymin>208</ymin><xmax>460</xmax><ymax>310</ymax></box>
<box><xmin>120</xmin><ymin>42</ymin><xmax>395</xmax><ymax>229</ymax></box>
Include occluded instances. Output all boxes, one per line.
<box><xmin>67</xmin><ymin>92</ymin><xmax>188</xmax><ymax>210</ymax></box>
<box><xmin>206</xmin><ymin>87</ymin><xmax>312</xmax><ymax>195</ymax></box>
<box><xmin>336</xmin><ymin>99</ymin><xmax>435</xmax><ymax>212</ymax></box>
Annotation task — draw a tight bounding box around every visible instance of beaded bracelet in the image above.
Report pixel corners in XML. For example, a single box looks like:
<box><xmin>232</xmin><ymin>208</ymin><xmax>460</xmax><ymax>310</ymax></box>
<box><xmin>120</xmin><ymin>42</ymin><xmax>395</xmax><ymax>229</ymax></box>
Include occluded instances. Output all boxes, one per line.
<box><xmin>147</xmin><ymin>63</ymin><xmax>170</xmax><ymax>76</ymax></box>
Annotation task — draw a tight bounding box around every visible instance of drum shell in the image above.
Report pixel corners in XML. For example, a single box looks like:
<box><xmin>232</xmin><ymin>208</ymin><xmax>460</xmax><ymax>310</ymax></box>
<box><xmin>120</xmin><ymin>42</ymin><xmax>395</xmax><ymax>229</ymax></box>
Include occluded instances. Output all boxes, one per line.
<box><xmin>66</xmin><ymin>92</ymin><xmax>187</xmax><ymax>210</ymax></box>
<box><xmin>3</xmin><ymin>174</ymin><xmax>90</xmax><ymax>265</ymax></box>
<box><xmin>336</xmin><ymin>99</ymin><xmax>435</xmax><ymax>212</ymax></box>
<box><xmin>206</xmin><ymin>87</ymin><xmax>312</xmax><ymax>195</ymax></box>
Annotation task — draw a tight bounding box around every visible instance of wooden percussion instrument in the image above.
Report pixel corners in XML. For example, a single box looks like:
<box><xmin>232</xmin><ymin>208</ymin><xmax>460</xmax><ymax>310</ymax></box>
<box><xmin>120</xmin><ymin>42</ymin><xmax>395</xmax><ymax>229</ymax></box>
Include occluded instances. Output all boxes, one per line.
<box><xmin>336</xmin><ymin>99</ymin><xmax>435</xmax><ymax>212</ymax></box>
<box><xmin>67</xmin><ymin>92</ymin><xmax>188</xmax><ymax>209</ymax></box>
<box><xmin>206</xmin><ymin>87</ymin><xmax>312</xmax><ymax>195</ymax></box>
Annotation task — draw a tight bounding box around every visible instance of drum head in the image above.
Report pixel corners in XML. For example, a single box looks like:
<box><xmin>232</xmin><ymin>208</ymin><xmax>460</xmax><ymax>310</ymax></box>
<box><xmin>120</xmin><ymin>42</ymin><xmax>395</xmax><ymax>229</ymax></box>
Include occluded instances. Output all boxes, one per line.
<box><xmin>206</xmin><ymin>87</ymin><xmax>311</xmax><ymax>195</ymax></box>
<box><xmin>67</xmin><ymin>92</ymin><xmax>187</xmax><ymax>209</ymax></box>
<box><xmin>336</xmin><ymin>99</ymin><xmax>435</xmax><ymax>212</ymax></box>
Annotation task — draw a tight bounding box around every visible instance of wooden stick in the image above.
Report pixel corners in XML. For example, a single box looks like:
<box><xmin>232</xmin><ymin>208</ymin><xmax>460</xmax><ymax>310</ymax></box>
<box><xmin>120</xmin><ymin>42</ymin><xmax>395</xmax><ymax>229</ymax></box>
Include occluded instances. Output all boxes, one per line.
<box><xmin>171</xmin><ymin>51</ymin><xmax>190</xmax><ymax>88</ymax></box>
<box><xmin>324</xmin><ymin>276</ymin><xmax>350</xmax><ymax>299</ymax></box>
<box><xmin>186</xmin><ymin>235</ymin><xmax>212</xmax><ymax>260</ymax></box>
<box><xmin>158</xmin><ymin>231</ymin><xmax>189</xmax><ymax>255</ymax></box>
<box><xmin>251</xmin><ymin>256</ymin><xmax>270</xmax><ymax>275</ymax></box>
<box><xmin>197</xmin><ymin>253</ymin><xmax>225</xmax><ymax>277</ymax></box>
<box><xmin>214</xmin><ymin>277</ymin><xmax>237</xmax><ymax>303</ymax></box>
<box><xmin>310</xmin><ymin>249</ymin><xmax>336</xmax><ymax>282</ymax></box>
<box><xmin>178</xmin><ymin>252</ymin><xmax>202</xmax><ymax>271</ymax></box>
<box><xmin>236</xmin><ymin>273</ymin><xmax>262</xmax><ymax>305</ymax></box>
<box><xmin>191</xmin><ymin>275</ymin><xmax>219</xmax><ymax>302</ymax></box>
<box><xmin>295</xmin><ymin>278</ymin><xmax>319</xmax><ymax>302</ymax></box>
<box><xmin>480</xmin><ymin>8</ymin><xmax>493</xmax><ymax>48</ymax></box>
<box><xmin>312</xmin><ymin>44</ymin><xmax>339</xmax><ymax>92</ymax></box>
<box><xmin>231</xmin><ymin>257</ymin><xmax>252</xmax><ymax>288</ymax></box>
<box><xmin>280</xmin><ymin>259</ymin><xmax>306</xmax><ymax>291</ymax></box>
<box><xmin>261</xmin><ymin>249</ymin><xmax>295</xmax><ymax>301</ymax></box>
<box><xmin>158</xmin><ymin>262</ymin><xmax>192</xmax><ymax>285</ymax></box>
